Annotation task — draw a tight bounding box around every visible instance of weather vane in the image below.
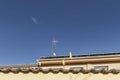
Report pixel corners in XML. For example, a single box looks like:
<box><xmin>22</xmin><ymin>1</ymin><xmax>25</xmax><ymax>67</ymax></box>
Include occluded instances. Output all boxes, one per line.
<box><xmin>52</xmin><ymin>38</ymin><xmax>58</xmax><ymax>56</ymax></box>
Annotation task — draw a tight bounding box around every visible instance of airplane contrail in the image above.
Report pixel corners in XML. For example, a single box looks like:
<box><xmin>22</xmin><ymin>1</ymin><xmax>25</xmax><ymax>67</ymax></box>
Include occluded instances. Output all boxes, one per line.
<box><xmin>31</xmin><ymin>17</ymin><xmax>38</xmax><ymax>24</ymax></box>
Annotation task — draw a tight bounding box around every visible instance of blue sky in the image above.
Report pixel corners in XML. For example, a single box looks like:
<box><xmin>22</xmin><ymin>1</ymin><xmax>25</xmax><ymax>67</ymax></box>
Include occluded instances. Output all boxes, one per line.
<box><xmin>0</xmin><ymin>0</ymin><xmax>120</xmax><ymax>65</ymax></box>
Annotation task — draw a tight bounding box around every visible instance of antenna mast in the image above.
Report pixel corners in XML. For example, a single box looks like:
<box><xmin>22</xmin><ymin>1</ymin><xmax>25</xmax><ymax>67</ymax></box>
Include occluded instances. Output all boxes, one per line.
<box><xmin>52</xmin><ymin>39</ymin><xmax>58</xmax><ymax>56</ymax></box>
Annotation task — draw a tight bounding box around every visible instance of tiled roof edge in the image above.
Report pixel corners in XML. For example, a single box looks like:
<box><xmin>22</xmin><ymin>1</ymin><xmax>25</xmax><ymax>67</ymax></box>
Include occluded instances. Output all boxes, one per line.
<box><xmin>0</xmin><ymin>68</ymin><xmax>119</xmax><ymax>74</ymax></box>
<box><xmin>0</xmin><ymin>64</ymin><xmax>39</xmax><ymax>69</ymax></box>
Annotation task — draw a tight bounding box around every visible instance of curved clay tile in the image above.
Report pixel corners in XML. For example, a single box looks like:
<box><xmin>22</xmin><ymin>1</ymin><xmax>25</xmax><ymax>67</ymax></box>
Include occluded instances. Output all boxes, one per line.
<box><xmin>0</xmin><ymin>68</ymin><xmax>10</xmax><ymax>73</ymax></box>
<box><xmin>109</xmin><ymin>69</ymin><xmax>120</xmax><ymax>74</ymax></box>
<box><xmin>41</xmin><ymin>68</ymin><xmax>50</xmax><ymax>73</ymax></box>
<box><xmin>30</xmin><ymin>67</ymin><xmax>40</xmax><ymax>73</ymax></box>
<box><xmin>69</xmin><ymin>68</ymin><xmax>81</xmax><ymax>73</ymax></box>
<box><xmin>100</xmin><ymin>69</ymin><xmax>110</xmax><ymax>74</ymax></box>
<box><xmin>80</xmin><ymin>69</ymin><xmax>90</xmax><ymax>74</ymax></box>
<box><xmin>20</xmin><ymin>68</ymin><xmax>30</xmax><ymax>73</ymax></box>
<box><xmin>10</xmin><ymin>68</ymin><xmax>20</xmax><ymax>73</ymax></box>
<box><xmin>50</xmin><ymin>68</ymin><xmax>60</xmax><ymax>73</ymax></box>
<box><xmin>90</xmin><ymin>69</ymin><xmax>100</xmax><ymax>73</ymax></box>
<box><xmin>61</xmin><ymin>68</ymin><xmax>70</xmax><ymax>73</ymax></box>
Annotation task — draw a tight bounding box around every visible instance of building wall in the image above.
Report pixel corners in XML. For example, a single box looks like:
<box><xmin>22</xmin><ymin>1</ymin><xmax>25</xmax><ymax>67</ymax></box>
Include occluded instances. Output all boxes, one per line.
<box><xmin>0</xmin><ymin>72</ymin><xmax>120</xmax><ymax>80</ymax></box>
<box><xmin>41</xmin><ymin>62</ymin><xmax>120</xmax><ymax>70</ymax></box>
<box><xmin>90</xmin><ymin>63</ymin><xmax>120</xmax><ymax>70</ymax></box>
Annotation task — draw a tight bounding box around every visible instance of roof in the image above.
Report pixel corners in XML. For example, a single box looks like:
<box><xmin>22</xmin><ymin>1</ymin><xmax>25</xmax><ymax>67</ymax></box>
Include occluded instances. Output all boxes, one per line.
<box><xmin>40</xmin><ymin>52</ymin><xmax>120</xmax><ymax>61</ymax></box>
<box><xmin>0</xmin><ymin>64</ymin><xmax>38</xmax><ymax>69</ymax></box>
<box><xmin>38</xmin><ymin>52</ymin><xmax>120</xmax><ymax>66</ymax></box>
<box><xmin>0</xmin><ymin>64</ymin><xmax>119</xmax><ymax>74</ymax></box>
<box><xmin>0</xmin><ymin>52</ymin><xmax>120</xmax><ymax>74</ymax></box>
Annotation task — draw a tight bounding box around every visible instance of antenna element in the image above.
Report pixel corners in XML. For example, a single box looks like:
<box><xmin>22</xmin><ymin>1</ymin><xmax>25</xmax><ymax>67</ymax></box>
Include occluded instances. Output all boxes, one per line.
<box><xmin>52</xmin><ymin>39</ymin><xmax>58</xmax><ymax>56</ymax></box>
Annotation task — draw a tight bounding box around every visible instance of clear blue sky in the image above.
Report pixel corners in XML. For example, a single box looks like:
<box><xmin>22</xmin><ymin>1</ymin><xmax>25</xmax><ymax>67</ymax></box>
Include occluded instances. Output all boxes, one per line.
<box><xmin>0</xmin><ymin>0</ymin><xmax>120</xmax><ymax>65</ymax></box>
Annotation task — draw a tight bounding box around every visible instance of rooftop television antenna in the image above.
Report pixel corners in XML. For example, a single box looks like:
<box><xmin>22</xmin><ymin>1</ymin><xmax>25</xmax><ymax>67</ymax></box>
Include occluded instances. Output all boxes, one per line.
<box><xmin>52</xmin><ymin>38</ymin><xmax>58</xmax><ymax>56</ymax></box>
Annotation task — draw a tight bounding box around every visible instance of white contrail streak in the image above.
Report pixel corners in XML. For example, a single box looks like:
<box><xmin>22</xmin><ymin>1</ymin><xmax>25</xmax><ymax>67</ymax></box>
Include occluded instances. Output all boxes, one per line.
<box><xmin>31</xmin><ymin>17</ymin><xmax>38</xmax><ymax>24</ymax></box>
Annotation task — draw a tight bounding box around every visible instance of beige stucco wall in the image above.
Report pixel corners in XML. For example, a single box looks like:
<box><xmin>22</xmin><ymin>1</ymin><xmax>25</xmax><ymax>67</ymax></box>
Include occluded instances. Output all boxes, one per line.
<box><xmin>89</xmin><ymin>63</ymin><xmax>120</xmax><ymax>70</ymax></box>
<box><xmin>41</xmin><ymin>62</ymin><xmax>120</xmax><ymax>70</ymax></box>
<box><xmin>0</xmin><ymin>72</ymin><xmax>120</xmax><ymax>80</ymax></box>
